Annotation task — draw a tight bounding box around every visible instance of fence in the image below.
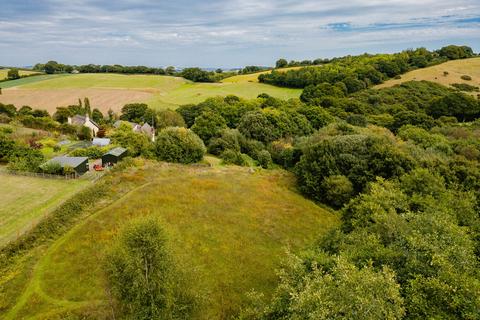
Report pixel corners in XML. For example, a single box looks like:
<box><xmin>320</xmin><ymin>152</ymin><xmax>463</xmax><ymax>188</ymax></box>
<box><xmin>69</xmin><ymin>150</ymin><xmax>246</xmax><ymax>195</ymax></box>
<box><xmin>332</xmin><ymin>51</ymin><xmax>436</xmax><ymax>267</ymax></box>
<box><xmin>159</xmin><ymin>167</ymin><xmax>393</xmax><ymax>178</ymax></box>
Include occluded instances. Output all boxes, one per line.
<box><xmin>0</xmin><ymin>170</ymin><xmax>78</xmax><ymax>180</ymax></box>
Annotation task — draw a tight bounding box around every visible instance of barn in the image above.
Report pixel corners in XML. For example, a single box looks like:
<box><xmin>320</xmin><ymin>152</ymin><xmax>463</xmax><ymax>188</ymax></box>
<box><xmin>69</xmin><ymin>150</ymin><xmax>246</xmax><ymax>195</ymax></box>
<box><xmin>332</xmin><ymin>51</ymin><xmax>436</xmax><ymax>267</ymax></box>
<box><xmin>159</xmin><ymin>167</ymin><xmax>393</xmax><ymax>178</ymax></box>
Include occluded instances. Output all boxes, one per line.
<box><xmin>44</xmin><ymin>156</ymin><xmax>89</xmax><ymax>175</ymax></box>
<box><xmin>102</xmin><ymin>147</ymin><xmax>127</xmax><ymax>166</ymax></box>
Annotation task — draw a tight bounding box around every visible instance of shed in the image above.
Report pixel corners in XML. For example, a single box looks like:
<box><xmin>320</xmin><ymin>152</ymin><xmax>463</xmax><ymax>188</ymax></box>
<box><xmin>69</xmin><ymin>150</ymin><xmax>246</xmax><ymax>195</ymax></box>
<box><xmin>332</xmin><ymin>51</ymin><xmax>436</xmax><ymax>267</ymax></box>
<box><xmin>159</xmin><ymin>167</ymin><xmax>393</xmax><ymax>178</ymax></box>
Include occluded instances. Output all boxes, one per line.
<box><xmin>102</xmin><ymin>147</ymin><xmax>127</xmax><ymax>166</ymax></box>
<box><xmin>92</xmin><ymin>138</ymin><xmax>111</xmax><ymax>147</ymax></box>
<box><xmin>44</xmin><ymin>156</ymin><xmax>89</xmax><ymax>175</ymax></box>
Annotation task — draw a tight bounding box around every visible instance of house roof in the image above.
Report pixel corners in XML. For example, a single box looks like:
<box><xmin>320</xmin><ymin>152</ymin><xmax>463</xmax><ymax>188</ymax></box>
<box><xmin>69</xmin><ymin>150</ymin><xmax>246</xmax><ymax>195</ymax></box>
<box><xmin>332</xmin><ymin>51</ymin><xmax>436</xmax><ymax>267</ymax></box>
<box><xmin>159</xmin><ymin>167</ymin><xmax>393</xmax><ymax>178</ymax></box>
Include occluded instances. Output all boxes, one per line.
<box><xmin>71</xmin><ymin>114</ymin><xmax>100</xmax><ymax>129</ymax></box>
<box><xmin>104</xmin><ymin>147</ymin><xmax>127</xmax><ymax>157</ymax></box>
<box><xmin>45</xmin><ymin>156</ymin><xmax>88</xmax><ymax>168</ymax></box>
<box><xmin>92</xmin><ymin>138</ymin><xmax>110</xmax><ymax>146</ymax></box>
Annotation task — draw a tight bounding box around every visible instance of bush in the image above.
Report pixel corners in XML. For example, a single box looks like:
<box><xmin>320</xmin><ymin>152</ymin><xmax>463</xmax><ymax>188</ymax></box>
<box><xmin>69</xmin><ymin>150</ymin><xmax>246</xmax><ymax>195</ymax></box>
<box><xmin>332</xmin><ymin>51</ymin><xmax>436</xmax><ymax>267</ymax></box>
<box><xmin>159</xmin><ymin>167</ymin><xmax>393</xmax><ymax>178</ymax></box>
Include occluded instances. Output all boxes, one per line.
<box><xmin>70</xmin><ymin>146</ymin><xmax>105</xmax><ymax>159</ymax></box>
<box><xmin>39</xmin><ymin>161</ymin><xmax>64</xmax><ymax>175</ymax></box>
<box><xmin>157</xmin><ymin>110</ymin><xmax>186</xmax><ymax>129</ymax></box>
<box><xmin>257</xmin><ymin>150</ymin><xmax>272</xmax><ymax>169</ymax></box>
<box><xmin>77</xmin><ymin>126</ymin><xmax>92</xmax><ymax>141</ymax></box>
<box><xmin>321</xmin><ymin>175</ymin><xmax>354</xmax><ymax>208</ymax></box>
<box><xmin>207</xmin><ymin>129</ymin><xmax>243</xmax><ymax>156</ymax></box>
<box><xmin>7</xmin><ymin>145</ymin><xmax>45</xmax><ymax>172</ymax></box>
<box><xmin>460</xmin><ymin>75</ymin><xmax>472</xmax><ymax>81</ymax></box>
<box><xmin>154</xmin><ymin>127</ymin><xmax>206</xmax><ymax>164</ymax></box>
<box><xmin>269</xmin><ymin>139</ymin><xmax>302</xmax><ymax>168</ymax></box>
<box><xmin>191</xmin><ymin>111</ymin><xmax>227</xmax><ymax>144</ymax></box>
<box><xmin>105</xmin><ymin>218</ymin><xmax>185</xmax><ymax>319</ymax></box>
<box><xmin>451</xmin><ymin>83</ymin><xmax>479</xmax><ymax>92</ymax></box>
<box><xmin>346</xmin><ymin>114</ymin><xmax>367</xmax><ymax>127</ymax></box>
<box><xmin>220</xmin><ymin>149</ymin><xmax>246</xmax><ymax>166</ymax></box>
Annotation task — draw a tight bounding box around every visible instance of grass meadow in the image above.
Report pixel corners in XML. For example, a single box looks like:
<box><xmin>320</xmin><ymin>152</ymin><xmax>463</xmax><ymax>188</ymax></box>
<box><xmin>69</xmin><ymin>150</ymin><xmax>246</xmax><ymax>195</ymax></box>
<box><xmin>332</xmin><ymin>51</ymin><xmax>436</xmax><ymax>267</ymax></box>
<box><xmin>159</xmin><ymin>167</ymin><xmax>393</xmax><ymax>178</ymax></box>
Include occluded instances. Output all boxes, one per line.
<box><xmin>0</xmin><ymin>162</ymin><xmax>338</xmax><ymax>319</ymax></box>
<box><xmin>376</xmin><ymin>57</ymin><xmax>480</xmax><ymax>90</ymax></box>
<box><xmin>0</xmin><ymin>172</ymin><xmax>89</xmax><ymax>247</ymax></box>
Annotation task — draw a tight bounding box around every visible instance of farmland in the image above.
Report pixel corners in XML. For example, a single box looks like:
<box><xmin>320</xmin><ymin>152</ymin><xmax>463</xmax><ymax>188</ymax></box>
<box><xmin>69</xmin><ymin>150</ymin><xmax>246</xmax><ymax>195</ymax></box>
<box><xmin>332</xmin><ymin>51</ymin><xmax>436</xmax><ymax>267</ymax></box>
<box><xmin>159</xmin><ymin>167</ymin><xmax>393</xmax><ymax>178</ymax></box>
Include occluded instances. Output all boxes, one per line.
<box><xmin>376</xmin><ymin>57</ymin><xmax>480</xmax><ymax>90</ymax></box>
<box><xmin>0</xmin><ymin>171</ymin><xmax>88</xmax><ymax>247</ymax></box>
<box><xmin>0</xmin><ymin>162</ymin><xmax>338</xmax><ymax>319</ymax></box>
<box><xmin>0</xmin><ymin>69</ymin><xmax>41</xmax><ymax>80</ymax></box>
<box><xmin>0</xmin><ymin>73</ymin><xmax>301</xmax><ymax>113</ymax></box>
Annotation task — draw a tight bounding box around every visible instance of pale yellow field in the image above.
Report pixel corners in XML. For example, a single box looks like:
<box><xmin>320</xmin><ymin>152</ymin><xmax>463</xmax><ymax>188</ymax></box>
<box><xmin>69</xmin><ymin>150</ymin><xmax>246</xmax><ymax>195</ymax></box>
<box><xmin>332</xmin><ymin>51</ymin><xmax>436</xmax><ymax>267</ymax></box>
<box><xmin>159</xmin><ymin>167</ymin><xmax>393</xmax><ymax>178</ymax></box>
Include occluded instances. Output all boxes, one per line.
<box><xmin>376</xmin><ymin>58</ymin><xmax>480</xmax><ymax>89</ymax></box>
<box><xmin>0</xmin><ymin>69</ymin><xmax>41</xmax><ymax>80</ymax></box>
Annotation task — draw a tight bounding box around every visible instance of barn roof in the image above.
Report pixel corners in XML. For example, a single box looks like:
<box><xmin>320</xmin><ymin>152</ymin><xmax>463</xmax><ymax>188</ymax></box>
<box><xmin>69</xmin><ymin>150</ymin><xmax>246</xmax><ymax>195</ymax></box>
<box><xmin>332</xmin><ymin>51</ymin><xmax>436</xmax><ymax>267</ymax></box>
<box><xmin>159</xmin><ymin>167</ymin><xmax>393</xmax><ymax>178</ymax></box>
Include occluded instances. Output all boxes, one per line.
<box><xmin>104</xmin><ymin>147</ymin><xmax>127</xmax><ymax>157</ymax></box>
<box><xmin>45</xmin><ymin>156</ymin><xmax>88</xmax><ymax>168</ymax></box>
<box><xmin>92</xmin><ymin>138</ymin><xmax>111</xmax><ymax>146</ymax></box>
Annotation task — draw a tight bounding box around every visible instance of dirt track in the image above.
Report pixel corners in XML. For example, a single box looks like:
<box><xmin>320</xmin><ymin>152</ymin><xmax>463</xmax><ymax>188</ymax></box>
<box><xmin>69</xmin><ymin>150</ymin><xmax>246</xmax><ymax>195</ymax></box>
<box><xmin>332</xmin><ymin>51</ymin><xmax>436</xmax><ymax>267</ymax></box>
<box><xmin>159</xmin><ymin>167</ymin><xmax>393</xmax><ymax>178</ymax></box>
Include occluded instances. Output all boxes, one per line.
<box><xmin>0</xmin><ymin>88</ymin><xmax>154</xmax><ymax>113</ymax></box>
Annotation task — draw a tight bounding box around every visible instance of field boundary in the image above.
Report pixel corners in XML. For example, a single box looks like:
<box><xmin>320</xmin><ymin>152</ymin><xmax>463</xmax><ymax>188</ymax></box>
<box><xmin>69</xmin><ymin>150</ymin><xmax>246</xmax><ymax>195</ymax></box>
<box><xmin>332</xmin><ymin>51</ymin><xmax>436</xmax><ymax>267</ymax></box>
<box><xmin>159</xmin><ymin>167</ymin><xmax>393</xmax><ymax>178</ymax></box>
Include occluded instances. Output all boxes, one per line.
<box><xmin>0</xmin><ymin>170</ymin><xmax>78</xmax><ymax>180</ymax></box>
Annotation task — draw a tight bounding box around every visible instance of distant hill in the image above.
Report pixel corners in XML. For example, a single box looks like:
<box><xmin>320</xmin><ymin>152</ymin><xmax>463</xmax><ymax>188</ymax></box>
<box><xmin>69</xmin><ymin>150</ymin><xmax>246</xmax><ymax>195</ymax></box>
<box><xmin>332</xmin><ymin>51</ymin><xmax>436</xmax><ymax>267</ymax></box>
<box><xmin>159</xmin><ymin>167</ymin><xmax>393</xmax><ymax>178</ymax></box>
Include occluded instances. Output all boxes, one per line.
<box><xmin>376</xmin><ymin>57</ymin><xmax>480</xmax><ymax>92</ymax></box>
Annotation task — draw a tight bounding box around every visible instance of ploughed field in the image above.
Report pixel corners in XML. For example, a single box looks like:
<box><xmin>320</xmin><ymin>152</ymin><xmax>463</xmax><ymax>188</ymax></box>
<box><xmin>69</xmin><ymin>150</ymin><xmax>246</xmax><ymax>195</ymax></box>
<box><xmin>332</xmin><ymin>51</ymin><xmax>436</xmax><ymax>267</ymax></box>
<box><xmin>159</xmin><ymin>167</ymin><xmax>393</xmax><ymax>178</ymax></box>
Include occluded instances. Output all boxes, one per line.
<box><xmin>0</xmin><ymin>162</ymin><xmax>338</xmax><ymax>319</ymax></box>
<box><xmin>0</xmin><ymin>73</ymin><xmax>301</xmax><ymax>113</ymax></box>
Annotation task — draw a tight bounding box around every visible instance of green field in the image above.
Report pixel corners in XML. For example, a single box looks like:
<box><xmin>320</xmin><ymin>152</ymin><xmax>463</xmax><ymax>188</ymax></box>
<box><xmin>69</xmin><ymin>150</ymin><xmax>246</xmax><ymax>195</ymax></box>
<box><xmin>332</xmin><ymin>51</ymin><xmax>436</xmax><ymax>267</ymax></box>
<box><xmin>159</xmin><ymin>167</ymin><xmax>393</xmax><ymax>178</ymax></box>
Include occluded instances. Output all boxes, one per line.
<box><xmin>1</xmin><ymin>163</ymin><xmax>338</xmax><ymax>319</ymax></box>
<box><xmin>0</xmin><ymin>73</ymin><xmax>301</xmax><ymax>111</ymax></box>
<box><xmin>0</xmin><ymin>74</ymin><xmax>69</xmax><ymax>89</ymax></box>
<box><xmin>0</xmin><ymin>172</ymin><xmax>88</xmax><ymax>247</ymax></box>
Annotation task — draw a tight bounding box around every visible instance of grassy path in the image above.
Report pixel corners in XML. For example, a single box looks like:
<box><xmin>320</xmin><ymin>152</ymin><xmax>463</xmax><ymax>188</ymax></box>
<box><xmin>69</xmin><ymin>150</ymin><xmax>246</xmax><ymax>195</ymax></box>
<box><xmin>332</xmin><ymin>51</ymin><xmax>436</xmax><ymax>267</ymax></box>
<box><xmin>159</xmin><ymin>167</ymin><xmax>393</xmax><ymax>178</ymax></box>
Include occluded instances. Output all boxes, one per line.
<box><xmin>3</xmin><ymin>181</ymin><xmax>154</xmax><ymax>320</ymax></box>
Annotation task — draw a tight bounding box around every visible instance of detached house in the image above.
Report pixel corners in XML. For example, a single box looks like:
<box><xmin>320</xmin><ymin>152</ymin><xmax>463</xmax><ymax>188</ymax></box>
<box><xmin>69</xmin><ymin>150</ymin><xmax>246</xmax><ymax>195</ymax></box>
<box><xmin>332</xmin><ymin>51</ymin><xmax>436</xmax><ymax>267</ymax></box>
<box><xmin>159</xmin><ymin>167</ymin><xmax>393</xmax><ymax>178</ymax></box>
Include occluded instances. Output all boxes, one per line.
<box><xmin>68</xmin><ymin>114</ymin><xmax>100</xmax><ymax>137</ymax></box>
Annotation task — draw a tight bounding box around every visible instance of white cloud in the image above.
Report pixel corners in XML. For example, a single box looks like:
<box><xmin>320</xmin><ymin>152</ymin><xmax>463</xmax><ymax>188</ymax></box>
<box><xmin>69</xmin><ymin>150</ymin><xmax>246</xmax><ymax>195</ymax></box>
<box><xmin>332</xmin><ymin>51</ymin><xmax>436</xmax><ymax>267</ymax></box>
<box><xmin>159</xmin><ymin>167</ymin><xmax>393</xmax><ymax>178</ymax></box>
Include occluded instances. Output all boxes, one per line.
<box><xmin>0</xmin><ymin>0</ymin><xmax>479</xmax><ymax>66</ymax></box>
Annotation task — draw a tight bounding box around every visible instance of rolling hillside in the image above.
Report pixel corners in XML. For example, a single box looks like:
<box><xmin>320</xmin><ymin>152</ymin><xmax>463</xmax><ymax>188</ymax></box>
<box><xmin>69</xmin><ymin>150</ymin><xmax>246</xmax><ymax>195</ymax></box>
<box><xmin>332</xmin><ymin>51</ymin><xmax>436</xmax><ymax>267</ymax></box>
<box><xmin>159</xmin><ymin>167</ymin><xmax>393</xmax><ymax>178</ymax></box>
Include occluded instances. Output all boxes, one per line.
<box><xmin>376</xmin><ymin>57</ymin><xmax>480</xmax><ymax>90</ymax></box>
<box><xmin>1</xmin><ymin>162</ymin><xmax>338</xmax><ymax>319</ymax></box>
<box><xmin>0</xmin><ymin>73</ymin><xmax>301</xmax><ymax>113</ymax></box>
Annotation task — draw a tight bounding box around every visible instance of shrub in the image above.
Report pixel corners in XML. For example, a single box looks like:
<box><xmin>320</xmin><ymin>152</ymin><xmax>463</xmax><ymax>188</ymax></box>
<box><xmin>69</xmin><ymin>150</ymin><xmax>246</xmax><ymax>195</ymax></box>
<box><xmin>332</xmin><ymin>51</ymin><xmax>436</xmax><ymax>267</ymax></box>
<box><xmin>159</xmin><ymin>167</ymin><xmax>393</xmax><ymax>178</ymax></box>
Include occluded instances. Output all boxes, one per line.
<box><xmin>346</xmin><ymin>114</ymin><xmax>368</xmax><ymax>127</ymax></box>
<box><xmin>40</xmin><ymin>161</ymin><xmax>64</xmax><ymax>175</ymax></box>
<box><xmin>321</xmin><ymin>175</ymin><xmax>354</xmax><ymax>208</ymax></box>
<box><xmin>154</xmin><ymin>127</ymin><xmax>206</xmax><ymax>164</ymax></box>
<box><xmin>238</xmin><ymin>111</ymin><xmax>277</xmax><ymax>143</ymax></box>
<box><xmin>7</xmin><ymin>145</ymin><xmax>45</xmax><ymax>172</ymax></box>
<box><xmin>220</xmin><ymin>149</ymin><xmax>246</xmax><ymax>166</ymax></box>
<box><xmin>460</xmin><ymin>75</ymin><xmax>472</xmax><ymax>81</ymax></box>
<box><xmin>257</xmin><ymin>150</ymin><xmax>272</xmax><ymax>169</ymax></box>
<box><xmin>157</xmin><ymin>109</ymin><xmax>186</xmax><ymax>129</ymax></box>
<box><xmin>70</xmin><ymin>146</ymin><xmax>105</xmax><ymax>159</ymax></box>
<box><xmin>104</xmin><ymin>218</ymin><xmax>183</xmax><ymax>319</ymax></box>
<box><xmin>191</xmin><ymin>111</ymin><xmax>227</xmax><ymax>144</ymax></box>
<box><xmin>207</xmin><ymin>129</ymin><xmax>243</xmax><ymax>156</ymax></box>
<box><xmin>269</xmin><ymin>139</ymin><xmax>302</xmax><ymax>168</ymax></box>
<box><xmin>77</xmin><ymin>126</ymin><xmax>92</xmax><ymax>141</ymax></box>
<box><xmin>451</xmin><ymin>83</ymin><xmax>478</xmax><ymax>92</ymax></box>
<box><xmin>110</xmin><ymin>123</ymin><xmax>152</xmax><ymax>157</ymax></box>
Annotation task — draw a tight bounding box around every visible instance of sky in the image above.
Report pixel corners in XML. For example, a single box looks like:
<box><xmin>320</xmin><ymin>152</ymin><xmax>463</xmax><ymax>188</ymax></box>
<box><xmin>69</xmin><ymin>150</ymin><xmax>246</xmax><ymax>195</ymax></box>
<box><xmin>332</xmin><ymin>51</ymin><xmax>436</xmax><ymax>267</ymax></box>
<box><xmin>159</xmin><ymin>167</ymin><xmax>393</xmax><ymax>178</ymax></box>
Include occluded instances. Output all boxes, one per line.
<box><xmin>1</xmin><ymin>0</ymin><xmax>479</xmax><ymax>68</ymax></box>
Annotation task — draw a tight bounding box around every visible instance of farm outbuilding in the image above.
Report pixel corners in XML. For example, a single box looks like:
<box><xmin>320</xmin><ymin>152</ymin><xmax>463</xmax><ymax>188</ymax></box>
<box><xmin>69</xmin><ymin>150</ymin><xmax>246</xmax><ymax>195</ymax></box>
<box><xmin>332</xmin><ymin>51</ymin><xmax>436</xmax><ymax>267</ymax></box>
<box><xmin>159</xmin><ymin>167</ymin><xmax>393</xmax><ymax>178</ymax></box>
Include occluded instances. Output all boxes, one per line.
<box><xmin>92</xmin><ymin>138</ymin><xmax>110</xmax><ymax>146</ymax></box>
<box><xmin>44</xmin><ymin>156</ymin><xmax>89</xmax><ymax>175</ymax></box>
<box><xmin>102</xmin><ymin>147</ymin><xmax>127</xmax><ymax>166</ymax></box>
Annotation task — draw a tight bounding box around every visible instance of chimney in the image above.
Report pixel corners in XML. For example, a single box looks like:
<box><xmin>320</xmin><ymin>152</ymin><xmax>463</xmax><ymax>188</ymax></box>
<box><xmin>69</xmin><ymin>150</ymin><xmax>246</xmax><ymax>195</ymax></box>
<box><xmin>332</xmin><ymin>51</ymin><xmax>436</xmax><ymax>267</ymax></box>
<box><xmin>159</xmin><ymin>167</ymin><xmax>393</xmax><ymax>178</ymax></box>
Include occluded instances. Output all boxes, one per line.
<box><xmin>85</xmin><ymin>114</ymin><xmax>90</xmax><ymax>122</ymax></box>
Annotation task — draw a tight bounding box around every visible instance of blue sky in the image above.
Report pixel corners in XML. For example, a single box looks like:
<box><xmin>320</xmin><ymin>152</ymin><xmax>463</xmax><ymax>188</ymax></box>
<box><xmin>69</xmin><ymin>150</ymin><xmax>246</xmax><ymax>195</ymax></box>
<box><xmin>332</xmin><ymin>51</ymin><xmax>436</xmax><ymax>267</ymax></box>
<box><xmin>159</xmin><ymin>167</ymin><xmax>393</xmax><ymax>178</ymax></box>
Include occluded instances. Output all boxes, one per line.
<box><xmin>1</xmin><ymin>0</ymin><xmax>479</xmax><ymax>68</ymax></box>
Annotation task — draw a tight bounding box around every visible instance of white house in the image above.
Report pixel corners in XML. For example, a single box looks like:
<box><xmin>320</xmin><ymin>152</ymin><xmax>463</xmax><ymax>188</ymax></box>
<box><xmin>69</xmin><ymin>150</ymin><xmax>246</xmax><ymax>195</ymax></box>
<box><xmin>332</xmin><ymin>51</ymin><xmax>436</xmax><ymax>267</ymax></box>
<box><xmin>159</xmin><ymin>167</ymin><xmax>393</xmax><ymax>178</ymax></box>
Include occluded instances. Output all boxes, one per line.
<box><xmin>68</xmin><ymin>114</ymin><xmax>100</xmax><ymax>137</ymax></box>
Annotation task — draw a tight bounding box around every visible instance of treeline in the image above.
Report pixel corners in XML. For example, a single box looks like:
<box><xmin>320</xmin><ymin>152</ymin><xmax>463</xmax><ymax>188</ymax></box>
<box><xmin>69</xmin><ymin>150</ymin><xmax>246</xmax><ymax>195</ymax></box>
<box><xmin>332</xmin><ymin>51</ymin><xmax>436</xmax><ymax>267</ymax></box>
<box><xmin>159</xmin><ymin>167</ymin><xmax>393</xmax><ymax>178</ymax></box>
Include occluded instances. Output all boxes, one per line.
<box><xmin>259</xmin><ymin>45</ymin><xmax>476</xmax><ymax>90</ymax></box>
<box><xmin>33</xmin><ymin>60</ymin><xmax>173</xmax><ymax>75</ymax></box>
<box><xmin>32</xmin><ymin>61</ymin><xmax>236</xmax><ymax>83</ymax></box>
